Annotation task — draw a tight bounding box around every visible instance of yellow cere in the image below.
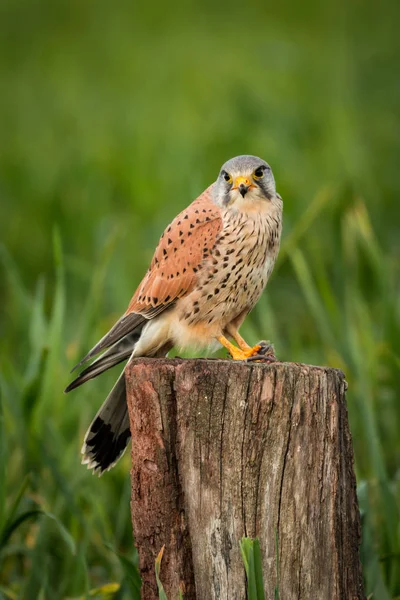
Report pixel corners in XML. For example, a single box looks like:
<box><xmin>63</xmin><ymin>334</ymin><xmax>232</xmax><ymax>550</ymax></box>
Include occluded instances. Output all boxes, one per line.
<box><xmin>233</xmin><ymin>175</ymin><xmax>252</xmax><ymax>188</ymax></box>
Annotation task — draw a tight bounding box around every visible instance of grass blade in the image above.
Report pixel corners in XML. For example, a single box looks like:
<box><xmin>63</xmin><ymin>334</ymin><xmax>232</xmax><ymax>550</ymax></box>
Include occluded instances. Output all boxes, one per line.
<box><xmin>0</xmin><ymin>474</ymin><xmax>31</xmax><ymax>549</ymax></box>
<box><xmin>105</xmin><ymin>543</ymin><xmax>141</xmax><ymax>599</ymax></box>
<box><xmin>0</xmin><ymin>390</ymin><xmax>5</xmax><ymax>534</ymax></box>
<box><xmin>240</xmin><ymin>538</ymin><xmax>265</xmax><ymax>600</ymax></box>
<box><xmin>155</xmin><ymin>545</ymin><xmax>168</xmax><ymax>600</ymax></box>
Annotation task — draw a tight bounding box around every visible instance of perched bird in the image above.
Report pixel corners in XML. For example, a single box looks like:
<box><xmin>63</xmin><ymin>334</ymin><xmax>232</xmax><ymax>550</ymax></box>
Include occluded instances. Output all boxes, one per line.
<box><xmin>65</xmin><ymin>155</ymin><xmax>283</xmax><ymax>474</ymax></box>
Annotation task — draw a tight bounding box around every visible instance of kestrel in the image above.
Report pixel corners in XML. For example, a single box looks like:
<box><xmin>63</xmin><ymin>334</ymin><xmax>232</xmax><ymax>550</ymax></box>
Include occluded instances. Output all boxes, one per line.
<box><xmin>65</xmin><ymin>155</ymin><xmax>283</xmax><ymax>474</ymax></box>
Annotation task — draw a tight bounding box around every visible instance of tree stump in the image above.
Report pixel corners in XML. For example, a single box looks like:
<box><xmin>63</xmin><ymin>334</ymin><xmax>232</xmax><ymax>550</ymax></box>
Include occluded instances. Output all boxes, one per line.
<box><xmin>126</xmin><ymin>358</ymin><xmax>365</xmax><ymax>600</ymax></box>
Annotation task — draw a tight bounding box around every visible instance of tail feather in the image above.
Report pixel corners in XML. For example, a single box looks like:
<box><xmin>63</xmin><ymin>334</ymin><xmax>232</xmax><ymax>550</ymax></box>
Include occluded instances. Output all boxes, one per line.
<box><xmin>72</xmin><ymin>313</ymin><xmax>146</xmax><ymax>371</ymax></box>
<box><xmin>64</xmin><ymin>331</ymin><xmax>142</xmax><ymax>393</ymax></box>
<box><xmin>66</xmin><ymin>319</ymin><xmax>172</xmax><ymax>475</ymax></box>
<box><xmin>81</xmin><ymin>371</ymin><xmax>131</xmax><ymax>475</ymax></box>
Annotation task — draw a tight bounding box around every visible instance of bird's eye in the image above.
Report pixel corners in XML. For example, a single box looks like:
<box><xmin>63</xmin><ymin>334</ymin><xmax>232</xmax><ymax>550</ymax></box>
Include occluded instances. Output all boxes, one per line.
<box><xmin>253</xmin><ymin>166</ymin><xmax>265</xmax><ymax>179</ymax></box>
<box><xmin>222</xmin><ymin>171</ymin><xmax>232</xmax><ymax>184</ymax></box>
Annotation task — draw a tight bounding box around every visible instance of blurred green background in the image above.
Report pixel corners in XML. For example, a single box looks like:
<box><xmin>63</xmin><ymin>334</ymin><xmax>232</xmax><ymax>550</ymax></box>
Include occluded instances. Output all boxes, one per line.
<box><xmin>1</xmin><ymin>0</ymin><xmax>399</xmax><ymax>598</ymax></box>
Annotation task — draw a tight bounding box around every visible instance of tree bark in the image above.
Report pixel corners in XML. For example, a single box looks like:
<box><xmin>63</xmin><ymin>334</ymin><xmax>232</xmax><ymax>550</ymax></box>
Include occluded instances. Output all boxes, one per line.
<box><xmin>126</xmin><ymin>358</ymin><xmax>365</xmax><ymax>600</ymax></box>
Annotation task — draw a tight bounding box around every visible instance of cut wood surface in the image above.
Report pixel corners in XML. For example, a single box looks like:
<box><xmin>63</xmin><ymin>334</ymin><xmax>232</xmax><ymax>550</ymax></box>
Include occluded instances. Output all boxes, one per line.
<box><xmin>126</xmin><ymin>358</ymin><xmax>365</xmax><ymax>600</ymax></box>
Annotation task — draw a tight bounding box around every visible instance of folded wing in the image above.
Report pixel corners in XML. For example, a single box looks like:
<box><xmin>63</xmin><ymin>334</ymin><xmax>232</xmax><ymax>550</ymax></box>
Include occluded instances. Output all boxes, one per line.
<box><xmin>72</xmin><ymin>185</ymin><xmax>222</xmax><ymax>369</ymax></box>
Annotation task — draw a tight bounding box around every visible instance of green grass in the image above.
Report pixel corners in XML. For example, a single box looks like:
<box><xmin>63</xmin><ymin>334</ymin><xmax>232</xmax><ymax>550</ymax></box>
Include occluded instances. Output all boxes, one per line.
<box><xmin>0</xmin><ymin>0</ymin><xmax>399</xmax><ymax>597</ymax></box>
<box><xmin>240</xmin><ymin>538</ymin><xmax>267</xmax><ymax>600</ymax></box>
<box><xmin>154</xmin><ymin>538</ymin><xmax>266</xmax><ymax>599</ymax></box>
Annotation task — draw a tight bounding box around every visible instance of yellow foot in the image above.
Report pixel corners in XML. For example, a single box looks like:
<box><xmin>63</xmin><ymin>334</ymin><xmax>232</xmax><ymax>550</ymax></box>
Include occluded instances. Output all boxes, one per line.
<box><xmin>217</xmin><ymin>335</ymin><xmax>261</xmax><ymax>361</ymax></box>
<box><xmin>229</xmin><ymin>344</ymin><xmax>262</xmax><ymax>361</ymax></box>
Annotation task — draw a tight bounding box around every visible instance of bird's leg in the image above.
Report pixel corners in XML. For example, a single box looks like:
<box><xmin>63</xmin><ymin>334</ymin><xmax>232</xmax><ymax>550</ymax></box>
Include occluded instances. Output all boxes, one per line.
<box><xmin>217</xmin><ymin>335</ymin><xmax>261</xmax><ymax>361</ymax></box>
<box><xmin>229</xmin><ymin>330</ymin><xmax>255</xmax><ymax>352</ymax></box>
<box><xmin>225</xmin><ymin>325</ymin><xmax>262</xmax><ymax>356</ymax></box>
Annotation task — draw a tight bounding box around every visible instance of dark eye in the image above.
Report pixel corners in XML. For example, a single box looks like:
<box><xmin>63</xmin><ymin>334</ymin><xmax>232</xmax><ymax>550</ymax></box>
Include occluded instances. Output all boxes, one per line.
<box><xmin>222</xmin><ymin>170</ymin><xmax>232</xmax><ymax>184</ymax></box>
<box><xmin>254</xmin><ymin>166</ymin><xmax>265</xmax><ymax>179</ymax></box>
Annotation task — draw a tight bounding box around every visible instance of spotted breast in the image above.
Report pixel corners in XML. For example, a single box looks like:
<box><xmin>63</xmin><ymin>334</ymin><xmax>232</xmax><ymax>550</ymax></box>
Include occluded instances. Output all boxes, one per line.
<box><xmin>177</xmin><ymin>194</ymin><xmax>283</xmax><ymax>337</ymax></box>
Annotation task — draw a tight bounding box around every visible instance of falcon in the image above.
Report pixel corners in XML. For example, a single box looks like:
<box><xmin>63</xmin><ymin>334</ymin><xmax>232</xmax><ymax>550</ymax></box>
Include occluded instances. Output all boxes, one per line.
<box><xmin>65</xmin><ymin>155</ymin><xmax>283</xmax><ymax>474</ymax></box>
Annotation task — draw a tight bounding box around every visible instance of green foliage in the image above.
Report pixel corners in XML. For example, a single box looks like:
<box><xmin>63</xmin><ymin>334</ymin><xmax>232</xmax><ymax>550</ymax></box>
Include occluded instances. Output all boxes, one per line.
<box><xmin>154</xmin><ymin>546</ymin><xmax>183</xmax><ymax>600</ymax></box>
<box><xmin>155</xmin><ymin>539</ymin><xmax>267</xmax><ymax>599</ymax></box>
<box><xmin>0</xmin><ymin>0</ymin><xmax>399</xmax><ymax>597</ymax></box>
<box><xmin>155</xmin><ymin>546</ymin><xmax>168</xmax><ymax>600</ymax></box>
<box><xmin>240</xmin><ymin>538</ymin><xmax>266</xmax><ymax>600</ymax></box>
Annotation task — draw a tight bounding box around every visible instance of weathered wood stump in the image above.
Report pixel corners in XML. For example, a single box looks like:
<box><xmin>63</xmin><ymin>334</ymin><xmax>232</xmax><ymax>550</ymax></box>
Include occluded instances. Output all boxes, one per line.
<box><xmin>126</xmin><ymin>358</ymin><xmax>365</xmax><ymax>600</ymax></box>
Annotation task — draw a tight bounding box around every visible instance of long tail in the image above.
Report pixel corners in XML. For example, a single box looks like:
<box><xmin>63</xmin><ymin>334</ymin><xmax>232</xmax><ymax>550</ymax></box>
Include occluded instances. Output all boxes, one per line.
<box><xmin>65</xmin><ymin>330</ymin><xmax>143</xmax><ymax>475</ymax></box>
<box><xmin>65</xmin><ymin>325</ymin><xmax>171</xmax><ymax>475</ymax></box>
<box><xmin>64</xmin><ymin>332</ymin><xmax>141</xmax><ymax>393</ymax></box>
<box><xmin>81</xmin><ymin>370</ymin><xmax>130</xmax><ymax>474</ymax></box>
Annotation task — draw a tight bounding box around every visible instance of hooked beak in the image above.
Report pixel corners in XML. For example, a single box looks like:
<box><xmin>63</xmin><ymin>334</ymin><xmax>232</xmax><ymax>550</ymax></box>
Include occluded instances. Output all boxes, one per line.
<box><xmin>233</xmin><ymin>176</ymin><xmax>254</xmax><ymax>198</ymax></box>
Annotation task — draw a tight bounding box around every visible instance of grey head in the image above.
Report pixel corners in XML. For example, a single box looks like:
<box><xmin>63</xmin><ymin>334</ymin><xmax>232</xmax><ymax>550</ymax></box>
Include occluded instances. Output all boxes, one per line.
<box><xmin>212</xmin><ymin>155</ymin><xmax>276</xmax><ymax>208</ymax></box>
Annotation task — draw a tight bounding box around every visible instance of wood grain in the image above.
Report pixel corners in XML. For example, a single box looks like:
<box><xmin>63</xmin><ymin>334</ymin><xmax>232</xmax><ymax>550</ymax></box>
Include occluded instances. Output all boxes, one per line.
<box><xmin>126</xmin><ymin>358</ymin><xmax>365</xmax><ymax>600</ymax></box>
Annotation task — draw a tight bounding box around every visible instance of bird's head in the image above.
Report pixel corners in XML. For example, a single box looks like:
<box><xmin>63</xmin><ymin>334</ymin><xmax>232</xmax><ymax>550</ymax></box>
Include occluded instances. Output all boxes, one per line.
<box><xmin>212</xmin><ymin>155</ymin><xmax>276</xmax><ymax>210</ymax></box>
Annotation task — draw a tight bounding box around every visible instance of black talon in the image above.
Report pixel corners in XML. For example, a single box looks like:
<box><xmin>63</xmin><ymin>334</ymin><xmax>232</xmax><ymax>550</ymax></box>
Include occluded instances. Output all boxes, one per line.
<box><xmin>246</xmin><ymin>354</ymin><xmax>277</xmax><ymax>363</ymax></box>
<box><xmin>246</xmin><ymin>340</ymin><xmax>277</xmax><ymax>363</ymax></box>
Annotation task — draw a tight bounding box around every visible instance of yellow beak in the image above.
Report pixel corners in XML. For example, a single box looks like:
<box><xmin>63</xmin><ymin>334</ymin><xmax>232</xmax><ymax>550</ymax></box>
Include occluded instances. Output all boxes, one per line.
<box><xmin>232</xmin><ymin>176</ymin><xmax>255</xmax><ymax>197</ymax></box>
<box><xmin>233</xmin><ymin>176</ymin><xmax>252</xmax><ymax>189</ymax></box>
